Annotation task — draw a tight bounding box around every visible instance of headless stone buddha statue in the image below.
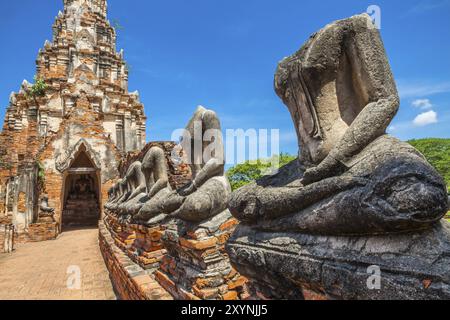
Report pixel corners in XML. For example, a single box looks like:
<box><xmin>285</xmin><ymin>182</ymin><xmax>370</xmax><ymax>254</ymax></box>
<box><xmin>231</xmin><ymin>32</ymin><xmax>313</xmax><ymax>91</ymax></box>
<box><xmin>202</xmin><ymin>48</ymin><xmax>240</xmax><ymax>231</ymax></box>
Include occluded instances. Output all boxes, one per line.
<box><xmin>226</xmin><ymin>14</ymin><xmax>450</xmax><ymax>300</ymax></box>
<box><xmin>39</xmin><ymin>195</ymin><xmax>55</xmax><ymax>215</ymax></box>
<box><xmin>69</xmin><ymin>175</ymin><xmax>95</xmax><ymax>201</ymax></box>
<box><xmin>108</xmin><ymin>178</ymin><xmax>129</xmax><ymax>214</ymax></box>
<box><xmin>229</xmin><ymin>14</ymin><xmax>448</xmax><ymax>236</ymax></box>
<box><xmin>117</xmin><ymin>161</ymin><xmax>147</xmax><ymax>217</ymax></box>
<box><xmin>105</xmin><ymin>182</ymin><xmax>120</xmax><ymax>211</ymax></box>
<box><xmin>159</xmin><ymin>106</ymin><xmax>231</xmax><ymax>222</ymax></box>
<box><xmin>131</xmin><ymin>146</ymin><xmax>172</xmax><ymax>225</ymax></box>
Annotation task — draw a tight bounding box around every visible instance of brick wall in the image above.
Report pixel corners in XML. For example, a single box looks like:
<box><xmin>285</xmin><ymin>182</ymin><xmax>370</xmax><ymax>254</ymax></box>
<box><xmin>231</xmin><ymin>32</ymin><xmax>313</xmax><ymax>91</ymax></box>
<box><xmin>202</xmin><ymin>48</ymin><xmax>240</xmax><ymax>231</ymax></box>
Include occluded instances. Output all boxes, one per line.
<box><xmin>99</xmin><ymin>221</ymin><xmax>172</xmax><ymax>300</ymax></box>
<box><xmin>100</xmin><ymin>210</ymin><xmax>249</xmax><ymax>300</ymax></box>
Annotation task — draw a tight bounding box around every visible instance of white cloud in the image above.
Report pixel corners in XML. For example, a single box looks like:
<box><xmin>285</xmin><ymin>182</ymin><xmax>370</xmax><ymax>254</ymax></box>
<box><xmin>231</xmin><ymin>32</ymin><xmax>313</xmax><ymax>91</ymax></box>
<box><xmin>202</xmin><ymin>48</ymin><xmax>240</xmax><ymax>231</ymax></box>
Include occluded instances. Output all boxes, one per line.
<box><xmin>413</xmin><ymin>110</ymin><xmax>438</xmax><ymax>127</ymax></box>
<box><xmin>412</xmin><ymin>99</ymin><xmax>433</xmax><ymax>109</ymax></box>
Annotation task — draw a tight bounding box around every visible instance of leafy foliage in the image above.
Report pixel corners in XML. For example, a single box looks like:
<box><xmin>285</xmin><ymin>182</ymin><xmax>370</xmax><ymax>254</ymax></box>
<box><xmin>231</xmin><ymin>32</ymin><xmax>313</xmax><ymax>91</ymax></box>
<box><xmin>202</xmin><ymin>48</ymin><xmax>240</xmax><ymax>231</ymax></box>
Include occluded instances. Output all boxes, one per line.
<box><xmin>29</xmin><ymin>76</ymin><xmax>47</xmax><ymax>97</ymax></box>
<box><xmin>36</xmin><ymin>161</ymin><xmax>46</xmax><ymax>191</ymax></box>
<box><xmin>408</xmin><ymin>138</ymin><xmax>450</xmax><ymax>190</ymax></box>
<box><xmin>226</xmin><ymin>153</ymin><xmax>296</xmax><ymax>191</ymax></box>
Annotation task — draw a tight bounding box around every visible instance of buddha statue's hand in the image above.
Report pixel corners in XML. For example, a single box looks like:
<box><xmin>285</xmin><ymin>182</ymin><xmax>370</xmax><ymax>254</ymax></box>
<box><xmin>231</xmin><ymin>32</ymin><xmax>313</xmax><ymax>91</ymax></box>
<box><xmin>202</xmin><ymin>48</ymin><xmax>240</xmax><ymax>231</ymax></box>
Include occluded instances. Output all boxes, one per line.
<box><xmin>229</xmin><ymin>186</ymin><xmax>262</xmax><ymax>224</ymax></box>
<box><xmin>301</xmin><ymin>156</ymin><xmax>346</xmax><ymax>185</ymax></box>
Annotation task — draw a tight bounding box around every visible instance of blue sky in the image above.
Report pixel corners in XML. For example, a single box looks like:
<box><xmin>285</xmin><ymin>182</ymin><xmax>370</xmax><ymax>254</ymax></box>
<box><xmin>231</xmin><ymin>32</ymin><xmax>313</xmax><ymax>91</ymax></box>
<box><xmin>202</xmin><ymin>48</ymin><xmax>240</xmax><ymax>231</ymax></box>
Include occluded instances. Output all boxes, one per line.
<box><xmin>0</xmin><ymin>0</ymin><xmax>449</xmax><ymax>161</ymax></box>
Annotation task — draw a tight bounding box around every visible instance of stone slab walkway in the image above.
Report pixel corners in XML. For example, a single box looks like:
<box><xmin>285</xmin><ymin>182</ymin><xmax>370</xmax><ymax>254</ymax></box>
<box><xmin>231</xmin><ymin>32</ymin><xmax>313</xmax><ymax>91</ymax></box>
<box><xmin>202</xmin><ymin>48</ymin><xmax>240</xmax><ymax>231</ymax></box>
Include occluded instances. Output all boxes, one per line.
<box><xmin>0</xmin><ymin>228</ymin><xmax>116</xmax><ymax>300</ymax></box>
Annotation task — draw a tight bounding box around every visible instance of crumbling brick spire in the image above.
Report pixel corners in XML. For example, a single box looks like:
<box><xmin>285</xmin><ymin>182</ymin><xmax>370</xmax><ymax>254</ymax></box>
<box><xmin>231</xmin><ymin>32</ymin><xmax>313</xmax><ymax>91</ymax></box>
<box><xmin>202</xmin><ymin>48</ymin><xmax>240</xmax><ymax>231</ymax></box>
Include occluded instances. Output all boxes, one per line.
<box><xmin>63</xmin><ymin>0</ymin><xmax>107</xmax><ymax>17</ymax></box>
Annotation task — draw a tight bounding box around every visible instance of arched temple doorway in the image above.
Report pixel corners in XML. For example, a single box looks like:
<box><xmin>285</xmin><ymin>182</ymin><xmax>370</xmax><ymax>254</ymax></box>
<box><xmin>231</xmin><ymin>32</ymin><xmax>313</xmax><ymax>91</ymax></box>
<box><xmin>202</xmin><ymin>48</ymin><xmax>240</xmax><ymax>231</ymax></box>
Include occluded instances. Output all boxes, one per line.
<box><xmin>61</xmin><ymin>144</ymin><xmax>101</xmax><ymax>231</ymax></box>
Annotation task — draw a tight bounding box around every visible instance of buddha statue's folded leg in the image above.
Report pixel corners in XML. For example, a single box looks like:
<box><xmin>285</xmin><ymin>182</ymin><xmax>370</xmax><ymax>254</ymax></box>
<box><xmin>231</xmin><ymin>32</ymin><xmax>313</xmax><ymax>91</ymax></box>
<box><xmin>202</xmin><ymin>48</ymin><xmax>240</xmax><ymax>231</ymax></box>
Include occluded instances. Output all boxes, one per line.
<box><xmin>160</xmin><ymin>190</ymin><xmax>186</xmax><ymax>214</ymax></box>
<box><xmin>170</xmin><ymin>177</ymin><xmax>231</xmax><ymax>222</ymax></box>
<box><xmin>252</xmin><ymin>156</ymin><xmax>448</xmax><ymax>236</ymax></box>
<box><xmin>117</xmin><ymin>202</ymin><xmax>128</xmax><ymax>216</ymax></box>
<box><xmin>132</xmin><ymin>188</ymin><xmax>171</xmax><ymax>224</ymax></box>
<box><xmin>229</xmin><ymin>175</ymin><xmax>367</xmax><ymax>224</ymax></box>
<box><xmin>123</xmin><ymin>193</ymin><xmax>149</xmax><ymax>216</ymax></box>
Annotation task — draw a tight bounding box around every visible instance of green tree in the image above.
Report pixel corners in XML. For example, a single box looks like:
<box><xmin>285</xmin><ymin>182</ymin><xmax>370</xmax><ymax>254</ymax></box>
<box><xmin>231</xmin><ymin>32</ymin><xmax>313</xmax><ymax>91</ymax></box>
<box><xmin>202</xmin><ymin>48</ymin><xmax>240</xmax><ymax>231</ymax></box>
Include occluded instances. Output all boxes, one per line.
<box><xmin>408</xmin><ymin>138</ymin><xmax>450</xmax><ymax>190</ymax></box>
<box><xmin>226</xmin><ymin>153</ymin><xmax>296</xmax><ymax>191</ymax></box>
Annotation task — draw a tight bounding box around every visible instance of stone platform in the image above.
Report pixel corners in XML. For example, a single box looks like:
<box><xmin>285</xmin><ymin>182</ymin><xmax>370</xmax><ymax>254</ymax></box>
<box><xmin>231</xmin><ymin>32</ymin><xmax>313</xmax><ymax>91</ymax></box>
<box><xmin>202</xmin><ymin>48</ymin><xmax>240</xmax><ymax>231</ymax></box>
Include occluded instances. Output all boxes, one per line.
<box><xmin>99</xmin><ymin>221</ymin><xmax>172</xmax><ymax>300</ymax></box>
<box><xmin>104</xmin><ymin>214</ymin><xmax>166</xmax><ymax>271</ymax></box>
<box><xmin>156</xmin><ymin>210</ymin><xmax>248</xmax><ymax>300</ymax></box>
<box><xmin>100</xmin><ymin>210</ymin><xmax>248</xmax><ymax>300</ymax></box>
<box><xmin>227</xmin><ymin>221</ymin><xmax>450</xmax><ymax>300</ymax></box>
<box><xmin>20</xmin><ymin>222</ymin><xmax>59</xmax><ymax>243</ymax></box>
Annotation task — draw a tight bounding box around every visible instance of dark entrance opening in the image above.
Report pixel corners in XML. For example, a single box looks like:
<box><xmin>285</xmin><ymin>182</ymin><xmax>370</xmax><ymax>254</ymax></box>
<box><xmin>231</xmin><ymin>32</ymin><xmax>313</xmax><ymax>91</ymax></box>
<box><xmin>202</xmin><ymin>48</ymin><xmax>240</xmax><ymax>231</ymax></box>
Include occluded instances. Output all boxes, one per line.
<box><xmin>61</xmin><ymin>145</ymin><xmax>101</xmax><ymax>231</ymax></box>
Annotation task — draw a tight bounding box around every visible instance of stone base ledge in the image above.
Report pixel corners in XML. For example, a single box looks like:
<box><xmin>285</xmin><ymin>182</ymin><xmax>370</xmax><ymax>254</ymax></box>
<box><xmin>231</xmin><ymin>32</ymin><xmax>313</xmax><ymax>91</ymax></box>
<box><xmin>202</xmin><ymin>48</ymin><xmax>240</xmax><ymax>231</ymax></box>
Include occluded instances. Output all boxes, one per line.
<box><xmin>104</xmin><ymin>214</ymin><xmax>166</xmax><ymax>271</ymax></box>
<box><xmin>157</xmin><ymin>210</ymin><xmax>249</xmax><ymax>300</ymax></box>
<box><xmin>20</xmin><ymin>222</ymin><xmax>59</xmax><ymax>243</ymax></box>
<box><xmin>99</xmin><ymin>221</ymin><xmax>172</xmax><ymax>300</ymax></box>
<box><xmin>227</xmin><ymin>222</ymin><xmax>450</xmax><ymax>300</ymax></box>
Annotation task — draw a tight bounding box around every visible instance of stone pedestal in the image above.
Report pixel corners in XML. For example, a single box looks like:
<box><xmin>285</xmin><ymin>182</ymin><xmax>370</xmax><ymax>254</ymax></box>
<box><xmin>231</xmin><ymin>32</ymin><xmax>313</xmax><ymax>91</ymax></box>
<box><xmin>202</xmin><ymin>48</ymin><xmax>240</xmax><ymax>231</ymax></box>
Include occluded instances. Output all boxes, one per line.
<box><xmin>155</xmin><ymin>210</ymin><xmax>248</xmax><ymax>300</ymax></box>
<box><xmin>227</xmin><ymin>221</ymin><xmax>450</xmax><ymax>300</ymax></box>
<box><xmin>27</xmin><ymin>222</ymin><xmax>58</xmax><ymax>242</ymax></box>
<box><xmin>99</xmin><ymin>221</ymin><xmax>173</xmax><ymax>300</ymax></box>
<box><xmin>37</xmin><ymin>211</ymin><xmax>55</xmax><ymax>224</ymax></box>
<box><xmin>104</xmin><ymin>213</ymin><xmax>166</xmax><ymax>272</ymax></box>
<box><xmin>1</xmin><ymin>224</ymin><xmax>15</xmax><ymax>253</ymax></box>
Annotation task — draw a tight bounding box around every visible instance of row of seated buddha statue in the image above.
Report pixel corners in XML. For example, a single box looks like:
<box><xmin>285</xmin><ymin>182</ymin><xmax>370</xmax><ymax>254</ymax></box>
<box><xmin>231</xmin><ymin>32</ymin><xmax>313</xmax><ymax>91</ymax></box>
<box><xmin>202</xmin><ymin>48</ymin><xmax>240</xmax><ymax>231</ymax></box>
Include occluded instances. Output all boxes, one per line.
<box><xmin>104</xmin><ymin>106</ymin><xmax>245</xmax><ymax>300</ymax></box>
<box><xmin>104</xmin><ymin>14</ymin><xmax>449</xmax><ymax>300</ymax></box>
<box><xmin>104</xmin><ymin>105</ymin><xmax>231</xmax><ymax>225</ymax></box>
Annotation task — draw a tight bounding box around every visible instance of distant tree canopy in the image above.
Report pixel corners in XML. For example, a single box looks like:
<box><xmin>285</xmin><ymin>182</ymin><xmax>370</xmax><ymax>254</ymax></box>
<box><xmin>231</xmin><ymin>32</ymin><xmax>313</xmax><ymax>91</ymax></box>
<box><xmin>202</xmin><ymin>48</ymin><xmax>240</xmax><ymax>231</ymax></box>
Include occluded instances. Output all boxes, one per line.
<box><xmin>226</xmin><ymin>153</ymin><xmax>296</xmax><ymax>191</ymax></box>
<box><xmin>408</xmin><ymin>139</ymin><xmax>450</xmax><ymax>190</ymax></box>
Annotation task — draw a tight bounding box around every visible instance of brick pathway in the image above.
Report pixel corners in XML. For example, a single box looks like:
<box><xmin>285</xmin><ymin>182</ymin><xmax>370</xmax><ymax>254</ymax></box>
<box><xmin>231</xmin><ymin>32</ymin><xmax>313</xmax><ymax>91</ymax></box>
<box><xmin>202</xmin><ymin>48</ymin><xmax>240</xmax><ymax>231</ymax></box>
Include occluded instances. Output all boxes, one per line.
<box><xmin>0</xmin><ymin>228</ymin><xmax>116</xmax><ymax>300</ymax></box>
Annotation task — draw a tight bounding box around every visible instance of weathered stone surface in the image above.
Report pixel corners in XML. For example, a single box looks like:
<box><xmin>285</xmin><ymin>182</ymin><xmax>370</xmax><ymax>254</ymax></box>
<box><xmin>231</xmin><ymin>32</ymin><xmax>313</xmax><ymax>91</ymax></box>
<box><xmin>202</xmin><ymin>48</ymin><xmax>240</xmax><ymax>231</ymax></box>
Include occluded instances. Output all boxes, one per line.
<box><xmin>227</xmin><ymin>221</ymin><xmax>450</xmax><ymax>300</ymax></box>
<box><xmin>131</xmin><ymin>146</ymin><xmax>174</xmax><ymax>225</ymax></box>
<box><xmin>157</xmin><ymin>210</ymin><xmax>247</xmax><ymax>300</ymax></box>
<box><xmin>99</xmin><ymin>221</ymin><xmax>173</xmax><ymax>300</ymax></box>
<box><xmin>229</xmin><ymin>14</ymin><xmax>448</xmax><ymax>236</ymax></box>
<box><xmin>230</xmin><ymin>140</ymin><xmax>448</xmax><ymax>236</ymax></box>
<box><xmin>227</xmin><ymin>14</ymin><xmax>450</xmax><ymax>300</ymax></box>
<box><xmin>151</xmin><ymin>106</ymin><xmax>231</xmax><ymax>223</ymax></box>
<box><xmin>103</xmin><ymin>213</ymin><xmax>167</xmax><ymax>271</ymax></box>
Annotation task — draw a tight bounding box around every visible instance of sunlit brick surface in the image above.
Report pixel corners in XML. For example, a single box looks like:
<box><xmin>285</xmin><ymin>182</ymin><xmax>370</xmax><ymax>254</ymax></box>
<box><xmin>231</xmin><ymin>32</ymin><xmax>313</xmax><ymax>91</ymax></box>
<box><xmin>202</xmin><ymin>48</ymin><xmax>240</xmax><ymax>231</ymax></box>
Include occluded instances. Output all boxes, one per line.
<box><xmin>0</xmin><ymin>228</ymin><xmax>116</xmax><ymax>300</ymax></box>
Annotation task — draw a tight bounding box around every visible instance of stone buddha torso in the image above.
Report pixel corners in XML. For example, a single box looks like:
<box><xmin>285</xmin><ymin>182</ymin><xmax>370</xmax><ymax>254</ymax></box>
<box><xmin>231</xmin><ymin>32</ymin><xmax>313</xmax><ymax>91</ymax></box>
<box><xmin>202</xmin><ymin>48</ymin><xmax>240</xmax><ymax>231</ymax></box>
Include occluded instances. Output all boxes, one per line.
<box><xmin>228</xmin><ymin>14</ymin><xmax>448</xmax><ymax>236</ymax></box>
